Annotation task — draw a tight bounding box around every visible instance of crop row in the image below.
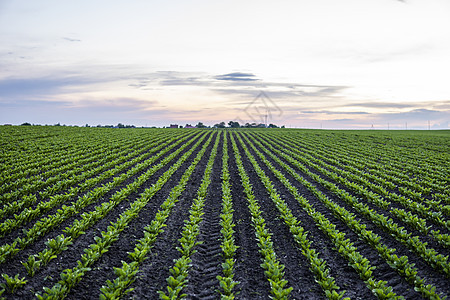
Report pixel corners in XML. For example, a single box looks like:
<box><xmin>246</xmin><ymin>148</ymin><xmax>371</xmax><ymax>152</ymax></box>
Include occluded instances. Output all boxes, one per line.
<box><xmin>36</xmin><ymin>131</ymin><xmax>213</xmax><ymax>299</ymax></box>
<box><xmin>241</xmin><ymin>131</ymin><xmax>447</xmax><ymax>299</ymax></box>
<box><xmin>0</xmin><ymin>127</ymin><xmax>448</xmax><ymax>299</ymax></box>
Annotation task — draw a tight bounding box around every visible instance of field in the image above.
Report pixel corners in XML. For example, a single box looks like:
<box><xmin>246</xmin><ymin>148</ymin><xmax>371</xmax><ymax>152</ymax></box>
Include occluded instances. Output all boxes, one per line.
<box><xmin>0</xmin><ymin>126</ymin><xmax>449</xmax><ymax>300</ymax></box>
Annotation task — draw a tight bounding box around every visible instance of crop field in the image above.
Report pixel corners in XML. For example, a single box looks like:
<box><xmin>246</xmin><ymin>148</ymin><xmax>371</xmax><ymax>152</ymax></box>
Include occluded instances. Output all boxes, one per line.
<box><xmin>0</xmin><ymin>126</ymin><xmax>449</xmax><ymax>300</ymax></box>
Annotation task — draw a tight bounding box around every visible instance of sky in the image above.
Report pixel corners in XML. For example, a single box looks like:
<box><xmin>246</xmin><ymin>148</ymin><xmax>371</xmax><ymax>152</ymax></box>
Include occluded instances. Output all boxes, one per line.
<box><xmin>0</xmin><ymin>0</ymin><xmax>449</xmax><ymax>129</ymax></box>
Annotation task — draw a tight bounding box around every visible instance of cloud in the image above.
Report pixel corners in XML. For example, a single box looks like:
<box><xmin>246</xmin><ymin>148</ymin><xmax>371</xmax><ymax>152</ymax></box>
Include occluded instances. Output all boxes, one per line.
<box><xmin>283</xmin><ymin>102</ymin><xmax>449</xmax><ymax>129</ymax></box>
<box><xmin>0</xmin><ymin>77</ymin><xmax>73</xmax><ymax>98</ymax></box>
<box><xmin>0</xmin><ymin>99</ymin><xmax>70</xmax><ymax>108</ymax></box>
<box><xmin>214</xmin><ymin>85</ymin><xmax>348</xmax><ymax>101</ymax></box>
<box><xmin>130</xmin><ymin>71</ymin><xmax>212</xmax><ymax>87</ymax></box>
<box><xmin>128</xmin><ymin>83</ymin><xmax>148</xmax><ymax>88</ymax></box>
<box><xmin>432</xmin><ymin>102</ymin><xmax>450</xmax><ymax>110</ymax></box>
<box><xmin>432</xmin><ymin>121</ymin><xmax>448</xmax><ymax>129</ymax></box>
<box><xmin>329</xmin><ymin>118</ymin><xmax>354</xmax><ymax>122</ymax></box>
<box><xmin>0</xmin><ymin>96</ymin><xmax>164</xmax><ymax>126</ymax></box>
<box><xmin>301</xmin><ymin>86</ymin><xmax>348</xmax><ymax>98</ymax></box>
<box><xmin>159</xmin><ymin>77</ymin><xmax>209</xmax><ymax>86</ymax></box>
<box><xmin>215</xmin><ymin>72</ymin><xmax>258</xmax><ymax>81</ymax></box>
<box><xmin>212</xmin><ymin>78</ymin><xmax>348</xmax><ymax>99</ymax></box>
<box><xmin>144</xmin><ymin>71</ymin><xmax>260</xmax><ymax>87</ymax></box>
<box><xmin>128</xmin><ymin>71</ymin><xmax>348</xmax><ymax>102</ymax></box>
<box><xmin>3</xmin><ymin>66</ymin><xmax>444</xmax><ymax>128</ymax></box>
<box><xmin>0</xmin><ymin>97</ymin><xmax>159</xmax><ymax>113</ymax></box>
<box><xmin>342</xmin><ymin>102</ymin><xmax>414</xmax><ymax>109</ymax></box>
<box><xmin>62</xmin><ymin>37</ymin><xmax>81</xmax><ymax>42</ymax></box>
<box><xmin>75</xmin><ymin>98</ymin><xmax>158</xmax><ymax>112</ymax></box>
<box><xmin>0</xmin><ymin>76</ymin><xmax>100</xmax><ymax>100</ymax></box>
<box><xmin>383</xmin><ymin>108</ymin><xmax>447</xmax><ymax>120</ymax></box>
<box><xmin>302</xmin><ymin>110</ymin><xmax>369</xmax><ymax>115</ymax></box>
<box><xmin>127</xmin><ymin>71</ymin><xmax>351</xmax><ymax>126</ymax></box>
<box><xmin>354</xmin><ymin>108</ymin><xmax>450</xmax><ymax>129</ymax></box>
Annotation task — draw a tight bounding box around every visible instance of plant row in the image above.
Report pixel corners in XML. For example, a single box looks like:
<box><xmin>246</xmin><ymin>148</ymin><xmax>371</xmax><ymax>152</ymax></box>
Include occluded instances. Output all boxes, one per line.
<box><xmin>246</xmin><ymin>132</ymin><xmax>446</xmax><ymax>299</ymax></box>
<box><xmin>18</xmin><ymin>131</ymin><xmax>206</xmax><ymax>279</ymax></box>
<box><xmin>1</xmin><ymin>128</ymin><xmax>148</xmax><ymax>190</ymax></box>
<box><xmin>277</xmin><ymin>133</ymin><xmax>450</xmax><ymax>225</ymax></box>
<box><xmin>98</xmin><ymin>132</ymin><xmax>214</xmax><ymax>299</ymax></box>
<box><xmin>216</xmin><ymin>131</ymin><xmax>240</xmax><ymax>300</ymax></box>
<box><xmin>286</xmin><ymin>132</ymin><xmax>448</xmax><ymax>192</ymax></box>
<box><xmin>0</xmin><ymin>130</ymin><xmax>155</xmax><ymax>200</ymax></box>
<box><xmin>0</xmin><ymin>131</ymin><xmax>184</xmax><ymax>222</ymax></box>
<box><xmin>158</xmin><ymin>132</ymin><xmax>220</xmax><ymax>299</ymax></box>
<box><xmin>230</xmin><ymin>133</ymin><xmax>293</xmax><ymax>299</ymax></box>
<box><xmin>0</xmin><ymin>132</ymin><xmax>201</xmax><ymax>265</ymax></box>
<box><xmin>34</xmin><ymin>132</ymin><xmax>214</xmax><ymax>299</ymax></box>
<box><xmin>236</xmin><ymin>133</ymin><xmax>348</xmax><ymax>299</ymax></box>
<box><xmin>260</xmin><ymin>133</ymin><xmax>450</xmax><ymax>258</ymax></box>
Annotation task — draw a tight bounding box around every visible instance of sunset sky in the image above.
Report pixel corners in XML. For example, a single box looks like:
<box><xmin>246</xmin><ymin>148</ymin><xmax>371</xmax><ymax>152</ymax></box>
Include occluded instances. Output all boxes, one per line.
<box><xmin>1</xmin><ymin>0</ymin><xmax>449</xmax><ymax>129</ymax></box>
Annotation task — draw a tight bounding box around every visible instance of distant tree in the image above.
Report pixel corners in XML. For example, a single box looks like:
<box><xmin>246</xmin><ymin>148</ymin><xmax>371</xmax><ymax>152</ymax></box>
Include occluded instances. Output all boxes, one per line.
<box><xmin>196</xmin><ymin>122</ymin><xmax>207</xmax><ymax>128</ymax></box>
<box><xmin>244</xmin><ymin>122</ymin><xmax>261</xmax><ymax>128</ymax></box>
<box><xmin>268</xmin><ymin>123</ymin><xmax>278</xmax><ymax>128</ymax></box>
<box><xmin>21</xmin><ymin>122</ymin><xmax>31</xmax><ymax>126</ymax></box>
<box><xmin>214</xmin><ymin>122</ymin><xmax>226</xmax><ymax>128</ymax></box>
<box><xmin>54</xmin><ymin>123</ymin><xmax>61</xmax><ymax>126</ymax></box>
<box><xmin>85</xmin><ymin>124</ymin><xmax>90</xmax><ymax>127</ymax></box>
<box><xmin>281</xmin><ymin>125</ymin><xmax>285</xmax><ymax>128</ymax></box>
<box><xmin>228</xmin><ymin>121</ymin><xmax>240</xmax><ymax>128</ymax></box>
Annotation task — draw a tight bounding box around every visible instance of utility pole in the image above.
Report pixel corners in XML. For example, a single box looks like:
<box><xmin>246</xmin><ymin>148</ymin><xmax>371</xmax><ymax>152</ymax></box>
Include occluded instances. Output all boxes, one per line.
<box><xmin>405</xmin><ymin>122</ymin><xmax>407</xmax><ymax>130</ymax></box>
<box><xmin>388</xmin><ymin>123</ymin><xmax>389</xmax><ymax>130</ymax></box>
<box><xmin>428</xmin><ymin>120</ymin><xmax>430</xmax><ymax>130</ymax></box>
<box><xmin>264</xmin><ymin>108</ymin><xmax>268</xmax><ymax>128</ymax></box>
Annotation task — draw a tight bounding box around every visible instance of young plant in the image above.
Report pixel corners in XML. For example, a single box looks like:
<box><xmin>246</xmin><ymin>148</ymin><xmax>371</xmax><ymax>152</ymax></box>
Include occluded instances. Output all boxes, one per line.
<box><xmin>0</xmin><ymin>274</ymin><xmax>28</xmax><ymax>294</ymax></box>
<box><xmin>21</xmin><ymin>255</ymin><xmax>41</xmax><ymax>277</ymax></box>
